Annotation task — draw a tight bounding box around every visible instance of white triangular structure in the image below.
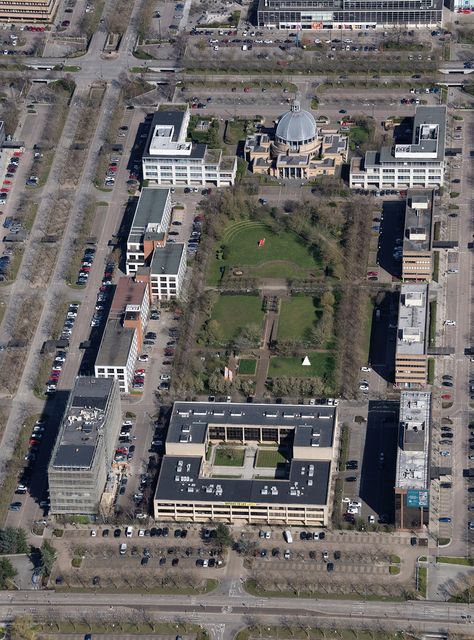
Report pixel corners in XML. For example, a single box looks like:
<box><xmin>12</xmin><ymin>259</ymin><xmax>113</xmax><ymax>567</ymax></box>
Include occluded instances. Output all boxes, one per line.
<box><xmin>302</xmin><ymin>356</ymin><xmax>311</xmax><ymax>366</ymax></box>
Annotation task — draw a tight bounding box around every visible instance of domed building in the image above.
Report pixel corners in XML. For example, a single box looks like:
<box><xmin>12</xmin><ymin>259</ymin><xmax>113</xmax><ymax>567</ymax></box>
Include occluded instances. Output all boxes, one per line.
<box><xmin>244</xmin><ymin>101</ymin><xmax>348</xmax><ymax>180</ymax></box>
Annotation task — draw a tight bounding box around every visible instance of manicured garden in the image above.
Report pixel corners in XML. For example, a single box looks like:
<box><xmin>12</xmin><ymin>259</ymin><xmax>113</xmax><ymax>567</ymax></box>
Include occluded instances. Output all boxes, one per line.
<box><xmin>255</xmin><ymin>448</ymin><xmax>289</xmax><ymax>468</ymax></box>
<box><xmin>268</xmin><ymin>352</ymin><xmax>335</xmax><ymax>379</ymax></box>
<box><xmin>238</xmin><ymin>358</ymin><xmax>257</xmax><ymax>375</ymax></box>
<box><xmin>277</xmin><ymin>297</ymin><xmax>319</xmax><ymax>341</ymax></box>
<box><xmin>209</xmin><ymin>220</ymin><xmax>321</xmax><ymax>285</ymax></box>
<box><xmin>208</xmin><ymin>295</ymin><xmax>264</xmax><ymax>343</ymax></box>
<box><xmin>214</xmin><ymin>447</ymin><xmax>245</xmax><ymax>466</ymax></box>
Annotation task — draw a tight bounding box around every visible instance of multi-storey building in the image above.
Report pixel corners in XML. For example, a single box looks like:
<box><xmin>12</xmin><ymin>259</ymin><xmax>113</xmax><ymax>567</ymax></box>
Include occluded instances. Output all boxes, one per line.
<box><xmin>142</xmin><ymin>106</ymin><xmax>237</xmax><ymax>187</ymax></box>
<box><xmin>148</xmin><ymin>243</ymin><xmax>187</xmax><ymax>301</ymax></box>
<box><xmin>395</xmin><ymin>284</ymin><xmax>428</xmax><ymax>388</ymax></box>
<box><xmin>350</xmin><ymin>106</ymin><xmax>446</xmax><ymax>190</ymax></box>
<box><xmin>126</xmin><ymin>188</ymin><xmax>172</xmax><ymax>276</ymax></box>
<box><xmin>48</xmin><ymin>377</ymin><xmax>121</xmax><ymax>515</ymax></box>
<box><xmin>154</xmin><ymin>401</ymin><xmax>339</xmax><ymax>526</ymax></box>
<box><xmin>402</xmin><ymin>191</ymin><xmax>433</xmax><ymax>283</ymax></box>
<box><xmin>394</xmin><ymin>391</ymin><xmax>431</xmax><ymax>530</ymax></box>
<box><xmin>94</xmin><ymin>278</ymin><xmax>149</xmax><ymax>393</ymax></box>
<box><xmin>257</xmin><ymin>0</ymin><xmax>442</xmax><ymax>30</ymax></box>
<box><xmin>0</xmin><ymin>0</ymin><xmax>60</xmax><ymax>22</ymax></box>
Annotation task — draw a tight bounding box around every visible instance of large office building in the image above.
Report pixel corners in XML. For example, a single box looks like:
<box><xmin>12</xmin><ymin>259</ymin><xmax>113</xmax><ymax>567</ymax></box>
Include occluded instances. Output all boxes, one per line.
<box><xmin>142</xmin><ymin>106</ymin><xmax>237</xmax><ymax>187</ymax></box>
<box><xmin>244</xmin><ymin>101</ymin><xmax>348</xmax><ymax>180</ymax></box>
<box><xmin>350</xmin><ymin>106</ymin><xmax>446</xmax><ymax>190</ymax></box>
<box><xmin>148</xmin><ymin>243</ymin><xmax>187</xmax><ymax>301</ymax></box>
<box><xmin>48</xmin><ymin>377</ymin><xmax>121</xmax><ymax>515</ymax></box>
<box><xmin>0</xmin><ymin>0</ymin><xmax>59</xmax><ymax>22</ymax></box>
<box><xmin>257</xmin><ymin>0</ymin><xmax>442</xmax><ymax>29</ymax></box>
<box><xmin>94</xmin><ymin>278</ymin><xmax>149</xmax><ymax>393</ymax></box>
<box><xmin>402</xmin><ymin>191</ymin><xmax>434</xmax><ymax>283</ymax></box>
<box><xmin>126</xmin><ymin>188</ymin><xmax>172</xmax><ymax>276</ymax></box>
<box><xmin>394</xmin><ymin>391</ymin><xmax>431</xmax><ymax>530</ymax></box>
<box><xmin>154</xmin><ymin>401</ymin><xmax>339</xmax><ymax>526</ymax></box>
<box><xmin>395</xmin><ymin>284</ymin><xmax>428</xmax><ymax>388</ymax></box>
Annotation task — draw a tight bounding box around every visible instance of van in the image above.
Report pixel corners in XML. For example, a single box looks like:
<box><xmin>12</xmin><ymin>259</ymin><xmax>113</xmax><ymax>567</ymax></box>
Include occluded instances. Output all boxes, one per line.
<box><xmin>283</xmin><ymin>530</ymin><xmax>293</xmax><ymax>543</ymax></box>
<box><xmin>119</xmin><ymin>543</ymin><xmax>127</xmax><ymax>555</ymax></box>
<box><xmin>125</xmin><ymin>526</ymin><xmax>133</xmax><ymax>537</ymax></box>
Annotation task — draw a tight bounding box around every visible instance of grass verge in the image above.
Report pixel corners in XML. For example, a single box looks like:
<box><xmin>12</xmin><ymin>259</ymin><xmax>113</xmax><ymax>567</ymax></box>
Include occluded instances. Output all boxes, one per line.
<box><xmin>416</xmin><ymin>566</ymin><xmax>427</xmax><ymax>598</ymax></box>
<box><xmin>244</xmin><ymin>579</ymin><xmax>406</xmax><ymax>601</ymax></box>
<box><xmin>437</xmin><ymin>556</ymin><xmax>474</xmax><ymax>566</ymax></box>
<box><xmin>428</xmin><ymin>300</ymin><xmax>437</xmax><ymax>347</ymax></box>
<box><xmin>427</xmin><ymin>358</ymin><xmax>435</xmax><ymax>385</ymax></box>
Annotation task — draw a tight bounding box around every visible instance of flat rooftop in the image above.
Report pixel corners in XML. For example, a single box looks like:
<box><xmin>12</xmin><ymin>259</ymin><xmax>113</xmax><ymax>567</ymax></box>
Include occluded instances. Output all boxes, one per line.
<box><xmin>368</xmin><ymin>106</ymin><xmax>446</xmax><ymax>166</ymax></box>
<box><xmin>168</xmin><ymin>401</ymin><xmax>337</xmax><ymax>446</ymax></box>
<box><xmin>110</xmin><ymin>277</ymin><xmax>147</xmax><ymax>317</ymax></box>
<box><xmin>50</xmin><ymin>377</ymin><xmax>115</xmax><ymax>470</ymax></box>
<box><xmin>95</xmin><ymin>318</ymin><xmax>135</xmax><ymax>368</ymax></box>
<box><xmin>128</xmin><ymin>188</ymin><xmax>170</xmax><ymax>245</ymax></box>
<box><xmin>396</xmin><ymin>284</ymin><xmax>428</xmax><ymax>356</ymax></box>
<box><xmin>155</xmin><ymin>455</ymin><xmax>331</xmax><ymax>506</ymax></box>
<box><xmin>403</xmin><ymin>191</ymin><xmax>433</xmax><ymax>254</ymax></box>
<box><xmin>150</xmin><ymin>243</ymin><xmax>185</xmax><ymax>276</ymax></box>
<box><xmin>395</xmin><ymin>391</ymin><xmax>431</xmax><ymax>491</ymax></box>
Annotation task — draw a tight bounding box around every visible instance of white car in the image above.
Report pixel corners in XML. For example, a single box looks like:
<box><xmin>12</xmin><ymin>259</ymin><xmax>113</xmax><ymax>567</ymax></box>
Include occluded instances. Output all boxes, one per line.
<box><xmin>138</xmin><ymin>529</ymin><xmax>145</xmax><ymax>537</ymax></box>
<box><xmin>160</xmin><ymin>374</ymin><xmax>170</xmax><ymax>381</ymax></box>
<box><xmin>368</xmin><ymin>515</ymin><xmax>375</xmax><ymax>524</ymax></box>
<box><xmin>90</xmin><ymin>530</ymin><xmax>97</xmax><ymax>537</ymax></box>
<box><xmin>359</xmin><ymin>384</ymin><xmax>369</xmax><ymax>391</ymax></box>
<box><xmin>444</xmin><ymin>320</ymin><xmax>456</xmax><ymax>326</ymax></box>
<box><xmin>360</xmin><ymin>366</ymin><xmax>371</xmax><ymax>372</ymax></box>
<box><xmin>138</xmin><ymin>354</ymin><xmax>149</xmax><ymax>362</ymax></box>
<box><xmin>123</xmin><ymin>420</ymin><xmax>133</xmax><ymax>426</ymax></box>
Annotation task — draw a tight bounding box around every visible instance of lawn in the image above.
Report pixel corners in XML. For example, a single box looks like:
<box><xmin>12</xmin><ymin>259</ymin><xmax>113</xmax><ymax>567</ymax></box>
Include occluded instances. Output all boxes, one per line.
<box><xmin>277</xmin><ymin>297</ymin><xmax>318</xmax><ymax>341</ymax></box>
<box><xmin>238</xmin><ymin>358</ymin><xmax>257</xmax><ymax>375</ymax></box>
<box><xmin>214</xmin><ymin>447</ymin><xmax>245</xmax><ymax>466</ymax></box>
<box><xmin>209</xmin><ymin>220</ymin><xmax>320</xmax><ymax>285</ymax></box>
<box><xmin>255</xmin><ymin>448</ymin><xmax>289</xmax><ymax>468</ymax></box>
<box><xmin>209</xmin><ymin>295</ymin><xmax>264</xmax><ymax>342</ymax></box>
<box><xmin>437</xmin><ymin>556</ymin><xmax>474</xmax><ymax>566</ymax></box>
<box><xmin>362</xmin><ymin>298</ymin><xmax>375</xmax><ymax>363</ymax></box>
<box><xmin>268</xmin><ymin>352</ymin><xmax>335</xmax><ymax>380</ymax></box>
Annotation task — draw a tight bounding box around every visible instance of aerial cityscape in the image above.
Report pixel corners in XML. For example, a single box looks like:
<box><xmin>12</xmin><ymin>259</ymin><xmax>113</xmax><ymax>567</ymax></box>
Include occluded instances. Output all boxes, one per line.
<box><xmin>0</xmin><ymin>0</ymin><xmax>471</xmax><ymax>639</ymax></box>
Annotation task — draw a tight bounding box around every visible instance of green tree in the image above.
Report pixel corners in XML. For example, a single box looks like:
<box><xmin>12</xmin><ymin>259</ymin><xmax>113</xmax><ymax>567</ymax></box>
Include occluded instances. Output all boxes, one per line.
<box><xmin>39</xmin><ymin>540</ymin><xmax>56</xmax><ymax>579</ymax></box>
<box><xmin>215</xmin><ymin>523</ymin><xmax>234</xmax><ymax>549</ymax></box>
<box><xmin>0</xmin><ymin>557</ymin><xmax>17</xmax><ymax>588</ymax></box>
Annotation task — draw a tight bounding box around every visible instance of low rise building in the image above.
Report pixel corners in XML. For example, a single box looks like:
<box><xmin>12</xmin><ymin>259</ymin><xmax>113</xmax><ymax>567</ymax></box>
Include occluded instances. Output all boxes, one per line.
<box><xmin>48</xmin><ymin>377</ymin><xmax>121</xmax><ymax>515</ymax></box>
<box><xmin>0</xmin><ymin>0</ymin><xmax>60</xmax><ymax>22</ymax></box>
<box><xmin>395</xmin><ymin>284</ymin><xmax>428</xmax><ymax>388</ymax></box>
<box><xmin>257</xmin><ymin>0</ymin><xmax>442</xmax><ymax>30</ymax></box>
<box><xmin>126</xmin><ymin>188</ymin><xmax>172</xmax><ymax>275</ymax></box>
<box><xmin>142</xmin><ymin>106</ymin><xmax>237</xmax><ymax>187</ymax></box>
<box><xmin>350</xmin><ymin>106</ymin><xmax>446</xmax><ymax>190</ymax></box>
<box><xmin>94</xmin><ymin>278</ymin><xmax>149</xmax><ymax>393</ymax></box>
<box><xmin>244</xmin><ymin>101</ymin><xmax>348</xmax><ymax>180</ymax></box>
<box><xmin>154</xmin><ymin>401</ymin><xmax>339</xmax><ymax>526</ymax></box>
<box><xmin>402</xmin><ymin>191</ymin><xmax>434</xmax><ymax>283</ymax></box>
<box><xmin>394</xmin><ymin>391</ymin><xmax>431</xmax><ymax>530</ymax></box>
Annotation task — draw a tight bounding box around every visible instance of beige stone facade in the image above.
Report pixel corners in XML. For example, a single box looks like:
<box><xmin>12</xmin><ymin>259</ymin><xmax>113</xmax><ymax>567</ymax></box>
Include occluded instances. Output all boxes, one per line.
<box><xmin>0</xmin><ymin>0</ymin><xmax>60</xmax><ymax>22</ymax></box>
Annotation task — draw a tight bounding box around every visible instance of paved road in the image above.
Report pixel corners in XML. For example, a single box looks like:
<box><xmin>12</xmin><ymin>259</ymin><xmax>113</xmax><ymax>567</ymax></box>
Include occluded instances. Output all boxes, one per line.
<box><xmin>0</xmin><ymin>590</ymin><xmax>473</xmax><ymax>637</ymax></box>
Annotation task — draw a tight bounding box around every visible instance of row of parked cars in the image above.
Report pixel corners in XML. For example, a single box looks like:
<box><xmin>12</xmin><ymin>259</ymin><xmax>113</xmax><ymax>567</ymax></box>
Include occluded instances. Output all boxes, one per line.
<box><xmin>76</xmin><ymin>246</ymin><xmax>96</xmax><ymax>286</ymax></box>
<box><xmin>1</xmin><ymin>150</ymin><xmax>23</xmax><ymax>206</ymax></box>
<box><xmin>46</xmin><ymin>303</ymin><xmax>79</xmax><ymax>393</ymax></box>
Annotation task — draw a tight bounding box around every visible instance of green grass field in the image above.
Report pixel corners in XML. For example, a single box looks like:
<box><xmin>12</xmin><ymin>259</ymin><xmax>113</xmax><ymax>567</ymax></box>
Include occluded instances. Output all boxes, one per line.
<box><xmin>268</xmin><ymin>352</ymin><xmax>335</xmax><ymax>380</ymax></box>
<box><xmin>238</xmin><ymin>358</ymin><xmax>257</xmax><ymax>375</ymax></box>
<box><xmin>209</xmin><ymin>295</ymin><xmax>264</xmax><ymax>342</ymax></box>
<box><xmin>255</xmin><ymin>448</ymin><xmax>289</xmax><ymax>468</ymax></box>
<box><xmin>214</xmin><ymin>447</ymin><xmax>245</xmax><ymax>466</ymax></box>
<box><xmin>209</xmin><ymin>220</ymin><xmax>320</xmax><ymax>284</ymax></box>
<box><xmin>278</xmin><ymin>297</ymin><xmax>318</xmax><ymax>341</ymax></box>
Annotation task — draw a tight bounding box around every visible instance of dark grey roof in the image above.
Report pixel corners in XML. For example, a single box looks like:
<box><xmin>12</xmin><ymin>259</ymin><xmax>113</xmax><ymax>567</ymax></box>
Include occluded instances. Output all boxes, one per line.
<box><xmin>128</xmin><ymin>188</ymin><xmax>170</xmax><ymax>245</ymax></box>
<box><xmin>50</xmin><ymin>377</ymin><xmax>115</xmax><ymax>470</ymax></box>
<box><xmin>155</xmin><ymin>455</ymin><xmax>331</xmax><ymax>506</ymax></box>
<box><xmin>403</xmin><ymin>190</ymin><xmax>433</xmax><ymax>253</ymax></box>
<box><xmin>150</xmin><ymin>243</ymin><xmax>185</xmax><ymax>276</ymax></box>
<box><xmin>95</xmin><ymin>319</ymin><xmax>135</xmax><ymax>368</ymax></box>
<box><xmin>167</xmin><ymin>401</ymin><xmax>336</xmax><ymax>445</ymax></box>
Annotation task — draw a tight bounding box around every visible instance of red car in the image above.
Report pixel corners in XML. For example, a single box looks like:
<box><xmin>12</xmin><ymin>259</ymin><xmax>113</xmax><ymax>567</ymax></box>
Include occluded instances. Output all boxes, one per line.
<box><xmin>108</xmin><ymin>166</ymin><xmax>118</xmax><ymax>172</ymax></box>
<box><xmin>367</xmin><ymin>271</ymin><xmax>378</xmax><ymax>276</ymax></box>
<box><xmin>441</xmin><ymin>394</ymin><xmax>451</xmax><ymax>400</ymax></box>
<box><xmin>3</xmin><ymin>180</ymin><xmax>11</xmax><ymax>185</ymax></box>
<box><xmin>135</xmin><ymin>369</ymin><xmax>145</xmax><ymax>374</ymax></box>
<box><xmin>0</xmin><ymin>188</ymin><xmax>9</xmax><ymax>193</ymax></box>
